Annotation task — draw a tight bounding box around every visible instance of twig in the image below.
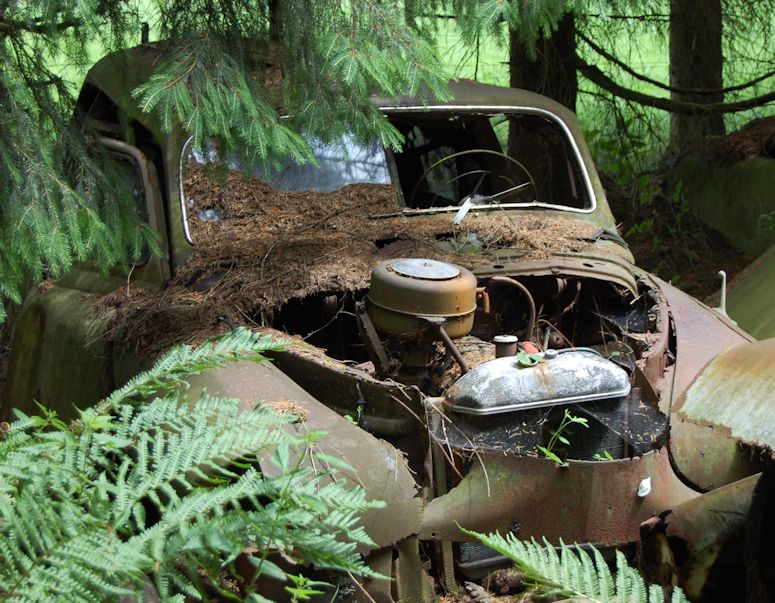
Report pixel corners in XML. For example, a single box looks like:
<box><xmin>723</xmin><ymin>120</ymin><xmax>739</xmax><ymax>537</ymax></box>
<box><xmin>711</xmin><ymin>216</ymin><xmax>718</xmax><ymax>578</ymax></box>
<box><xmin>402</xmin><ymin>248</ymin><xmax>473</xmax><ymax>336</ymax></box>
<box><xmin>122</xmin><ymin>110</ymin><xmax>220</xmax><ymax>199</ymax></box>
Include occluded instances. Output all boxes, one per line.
<box><xmin>126</xmin><ymin>263</ymin><xmax>136</xmax><ymax>296</ymax></box>
<box><xmin>347</xmin><ymin>572</ymin><xmax>377</xmax><ymax>603</ymax></box>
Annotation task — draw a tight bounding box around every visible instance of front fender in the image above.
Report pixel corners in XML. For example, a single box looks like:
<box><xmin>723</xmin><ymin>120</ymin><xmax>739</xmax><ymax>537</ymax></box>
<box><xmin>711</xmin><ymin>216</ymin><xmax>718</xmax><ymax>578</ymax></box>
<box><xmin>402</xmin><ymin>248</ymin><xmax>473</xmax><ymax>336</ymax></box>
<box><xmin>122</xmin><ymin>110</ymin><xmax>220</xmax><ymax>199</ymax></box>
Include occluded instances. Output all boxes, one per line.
<box><xmin>678</xmin><ymin>338</ymin><xmax>775</xmax><ymax>453</ymax></box>
<box><xmin>184</xmin><ymin>359</ymin><xmax>423</xmax><ymax>552</ymax></box>
<box><xmin>656</xmin><ymin>279</ymin><xmax>761</xmax><ymax>490</ymax></box>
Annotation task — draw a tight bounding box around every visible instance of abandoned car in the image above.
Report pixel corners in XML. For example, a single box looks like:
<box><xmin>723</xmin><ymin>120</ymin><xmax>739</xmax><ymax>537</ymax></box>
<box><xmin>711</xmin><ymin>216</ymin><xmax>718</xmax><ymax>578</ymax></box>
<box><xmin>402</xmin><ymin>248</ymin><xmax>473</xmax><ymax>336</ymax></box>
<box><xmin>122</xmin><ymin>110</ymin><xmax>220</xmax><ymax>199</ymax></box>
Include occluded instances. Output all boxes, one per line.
<box><xmin>3</xmin><ymin>44</ymin><xmax>771</xmax><ymax>601</ymax></box>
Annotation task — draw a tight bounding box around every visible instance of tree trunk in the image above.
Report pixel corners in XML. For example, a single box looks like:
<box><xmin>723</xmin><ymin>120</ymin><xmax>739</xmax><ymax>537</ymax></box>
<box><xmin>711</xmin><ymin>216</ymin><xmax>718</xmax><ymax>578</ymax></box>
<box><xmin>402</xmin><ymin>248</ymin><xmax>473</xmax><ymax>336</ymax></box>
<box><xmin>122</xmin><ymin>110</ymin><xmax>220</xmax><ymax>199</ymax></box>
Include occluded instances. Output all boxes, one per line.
<box><xmin>669</xmin><ymin>0</ymin><xmax>724</xmax><ymax>151</ymax></box>
<box><xmin>268</xmin><ymin>0</ymin><xmax>281</xmax><ymax>41</ymax></box>
<box><xmin>508</xmin><ymin>12</ymin><xmax>577</xmax><ymax>111</ymax></box>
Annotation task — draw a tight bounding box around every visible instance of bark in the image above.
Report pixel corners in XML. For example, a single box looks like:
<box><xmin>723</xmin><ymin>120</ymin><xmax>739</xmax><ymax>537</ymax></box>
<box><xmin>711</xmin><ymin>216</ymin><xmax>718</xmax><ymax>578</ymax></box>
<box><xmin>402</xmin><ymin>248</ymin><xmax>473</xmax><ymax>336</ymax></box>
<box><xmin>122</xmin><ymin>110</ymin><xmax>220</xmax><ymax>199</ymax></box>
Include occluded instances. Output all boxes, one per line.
<box><xmin>268</xmin><ymin>0</ymin><xmax>281</xmax><ymax>41</ymax></box>
<box><xmin>508</xmin><ymin>12</ymin><xmax>577</xmax><ymax>111</ymax></box>
<box><xmin>669</xmin><ymin>0</ymin><xmax>725</xmax><ymax>151</ymax></box>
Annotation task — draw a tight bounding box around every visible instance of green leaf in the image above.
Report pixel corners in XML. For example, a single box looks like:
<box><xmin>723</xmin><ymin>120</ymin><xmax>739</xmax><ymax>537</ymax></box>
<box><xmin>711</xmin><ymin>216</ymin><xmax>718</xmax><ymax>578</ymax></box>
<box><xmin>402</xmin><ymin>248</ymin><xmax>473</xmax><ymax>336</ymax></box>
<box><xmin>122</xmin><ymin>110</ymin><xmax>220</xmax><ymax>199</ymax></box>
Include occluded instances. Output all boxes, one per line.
<box><xmin>537</xmin><ymin>445</ymin><xmax>568</xmax><ymax>467</ymax></box>
<box><xmin>248</xmin><ymin>558</ymin><xmax>288</xmax><ymax>583</ymax></box>
<box><xmin>515</xmin><ymin>350</ymin><xmax>543</xmax><ymax>367</ymax></box>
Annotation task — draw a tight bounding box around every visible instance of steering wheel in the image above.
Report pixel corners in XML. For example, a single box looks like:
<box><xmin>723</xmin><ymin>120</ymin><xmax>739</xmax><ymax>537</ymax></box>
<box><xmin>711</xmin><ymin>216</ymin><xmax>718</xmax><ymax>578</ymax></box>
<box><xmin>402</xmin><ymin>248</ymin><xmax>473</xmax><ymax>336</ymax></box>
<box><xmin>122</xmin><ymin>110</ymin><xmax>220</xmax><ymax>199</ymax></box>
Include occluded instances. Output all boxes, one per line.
<box><xmin>408</xmin><ymin>149</ymin><xmax>537</xmax><ymax>208</ymax></box>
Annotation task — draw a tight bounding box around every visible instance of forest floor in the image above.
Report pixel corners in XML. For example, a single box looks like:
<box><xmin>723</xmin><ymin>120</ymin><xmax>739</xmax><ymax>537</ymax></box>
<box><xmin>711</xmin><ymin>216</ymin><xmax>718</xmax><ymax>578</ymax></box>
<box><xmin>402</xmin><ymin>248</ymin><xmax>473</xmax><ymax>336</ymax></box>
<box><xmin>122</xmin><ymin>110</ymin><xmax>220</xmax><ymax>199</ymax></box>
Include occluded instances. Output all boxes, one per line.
<box><xmin>604</xmin><ymin>172</ymin><xmax>753</xmax><ymax>301</ymax></box>
<box><xmin>605</xmin><ymin>117</ymin><xmax>775</xmax><ymax>301</ymax></box>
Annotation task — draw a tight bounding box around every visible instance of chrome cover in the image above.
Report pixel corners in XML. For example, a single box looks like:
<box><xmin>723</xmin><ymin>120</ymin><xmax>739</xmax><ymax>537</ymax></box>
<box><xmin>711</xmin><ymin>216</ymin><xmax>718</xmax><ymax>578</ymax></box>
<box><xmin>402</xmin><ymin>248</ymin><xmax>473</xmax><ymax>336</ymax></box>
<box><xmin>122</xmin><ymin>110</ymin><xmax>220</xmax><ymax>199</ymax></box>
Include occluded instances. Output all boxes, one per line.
<box><xmin>447</xmin><ymin>348</ymin><xmax>631</xmax><ymax>415</ymax></box>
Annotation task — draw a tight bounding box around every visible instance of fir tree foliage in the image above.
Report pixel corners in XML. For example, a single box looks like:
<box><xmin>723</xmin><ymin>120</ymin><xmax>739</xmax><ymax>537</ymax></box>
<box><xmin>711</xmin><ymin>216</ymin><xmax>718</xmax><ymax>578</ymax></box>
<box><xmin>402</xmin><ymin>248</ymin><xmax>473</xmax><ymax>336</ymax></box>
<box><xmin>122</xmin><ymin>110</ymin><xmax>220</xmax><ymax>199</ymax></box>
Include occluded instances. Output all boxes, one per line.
<box><xmin>0</xmin><ymin>328</ymin><xmax>384</xmax><ymax>601</ymax></box>
<box><xmin>462</xmin><ymin>527</ymin><xmax>689</xmax><ymax>603</ymax></box>
<box><xmin>440</xmin><ymin>0</ymin><xmax>577</xmax><ymax>58</ymax></box>
<box><xmin>135</xmin><ymin>0</ymin><xmax>452</xmax><ymax>167</ymax></box>
<box><xmin>0</xmin><ymin>1</ymin><xmax>160</xmax><ymax>322</ymax></box>
<box><xmin>0</xmin><ymin>0</ymin><xmax>580</xmax><ymax>321</ymax></box>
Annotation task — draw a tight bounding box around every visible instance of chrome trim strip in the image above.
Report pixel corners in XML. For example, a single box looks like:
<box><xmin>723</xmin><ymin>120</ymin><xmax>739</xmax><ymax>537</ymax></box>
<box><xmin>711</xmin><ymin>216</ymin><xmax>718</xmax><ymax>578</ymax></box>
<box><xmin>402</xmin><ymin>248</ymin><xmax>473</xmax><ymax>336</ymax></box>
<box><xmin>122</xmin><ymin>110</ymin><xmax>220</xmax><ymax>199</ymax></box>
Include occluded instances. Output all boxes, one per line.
<box><xmin>178</xmin><ymin>135</ymin><xmax>195</xmax><ymax>245</ymax></box>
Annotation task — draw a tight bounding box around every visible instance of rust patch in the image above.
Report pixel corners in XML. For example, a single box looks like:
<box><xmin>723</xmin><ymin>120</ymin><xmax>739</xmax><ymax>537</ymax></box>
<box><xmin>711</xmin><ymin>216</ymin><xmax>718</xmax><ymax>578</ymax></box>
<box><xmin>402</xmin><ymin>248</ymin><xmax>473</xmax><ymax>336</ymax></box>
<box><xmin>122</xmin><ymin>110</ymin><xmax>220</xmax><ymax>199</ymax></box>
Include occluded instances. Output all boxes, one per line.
<box><xmin>263</xmin><ymin>399</ymin><xmax>308</xmax><ymax>421</ymax></box>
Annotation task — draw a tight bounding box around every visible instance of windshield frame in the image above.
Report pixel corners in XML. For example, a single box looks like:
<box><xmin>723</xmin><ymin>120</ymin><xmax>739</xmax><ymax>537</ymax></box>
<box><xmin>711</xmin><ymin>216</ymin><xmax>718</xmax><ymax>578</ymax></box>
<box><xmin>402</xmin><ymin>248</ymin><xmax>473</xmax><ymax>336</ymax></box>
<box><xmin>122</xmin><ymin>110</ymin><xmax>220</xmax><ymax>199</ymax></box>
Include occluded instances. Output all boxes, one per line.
<box><xmin>178</xmin><ymin>105</ymin><xmax>598</xmax><ymax>243</ymax></box>
<box><xmin>380</xmin><ymin>105</ymin><xmax>598</xmax><ymax>215</ymax></box>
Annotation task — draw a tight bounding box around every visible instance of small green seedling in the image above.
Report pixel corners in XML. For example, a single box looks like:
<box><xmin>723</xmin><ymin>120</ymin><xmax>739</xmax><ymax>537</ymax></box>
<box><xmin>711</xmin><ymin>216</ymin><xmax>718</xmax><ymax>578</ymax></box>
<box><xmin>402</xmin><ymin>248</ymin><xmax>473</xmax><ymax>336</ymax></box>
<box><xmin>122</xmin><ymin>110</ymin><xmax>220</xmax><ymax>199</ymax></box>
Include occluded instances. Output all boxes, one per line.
<box><xmin>537</xmin><ymin>409</ymin><xmax>589</xmax><ymax>467</ymax></box>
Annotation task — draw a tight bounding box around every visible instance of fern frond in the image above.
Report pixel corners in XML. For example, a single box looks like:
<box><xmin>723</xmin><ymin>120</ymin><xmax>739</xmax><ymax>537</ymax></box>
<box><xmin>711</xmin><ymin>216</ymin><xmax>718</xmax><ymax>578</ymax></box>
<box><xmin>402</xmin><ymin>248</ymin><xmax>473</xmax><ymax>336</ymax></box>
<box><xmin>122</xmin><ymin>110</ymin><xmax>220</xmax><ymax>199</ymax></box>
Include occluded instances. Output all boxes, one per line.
<box><xmin>100</xmin><ymin>327</ymin><xmax>287</xmax><ymax>409</ymax></box>
<box><xmin>0</xmin><ymin>331</ymin><xmax>380</xmax><ymax>599</ymax></box>
<box><xmin>460</xmin><ymin>528</ymin><xmax>688</xmax><ymax>603</ymax></box>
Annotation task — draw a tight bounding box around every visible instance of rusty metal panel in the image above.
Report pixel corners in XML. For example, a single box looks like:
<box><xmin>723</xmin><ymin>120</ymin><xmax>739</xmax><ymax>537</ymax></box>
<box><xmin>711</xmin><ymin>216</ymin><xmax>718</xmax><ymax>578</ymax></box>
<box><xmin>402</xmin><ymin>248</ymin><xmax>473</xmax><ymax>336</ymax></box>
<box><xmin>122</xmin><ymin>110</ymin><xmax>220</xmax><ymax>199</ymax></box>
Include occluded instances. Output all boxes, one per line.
<box><xmin>420</xmin><ymin>448</ymin><xmax>698</xmax><ymax>547</ymax></box>
<box><xmin>655</xmin><ymin>278</ymin><xmax>753</xmax><ymax>406</ymax></box>
<box><xmin>472</xmin><ymin>252</ymin><xmax>638</xmax><ymax>297</ymax></box>
<box><xmin>640</xmin><ymin>473</ymin><xmax>759</xmax><ymax>601</ymax></box>
<box><xmin>679</xmin><ymin>339</ymin><xmax>775</xmax><ymax>452</ymax></box>
<box><xmin>656</xmin><ymin>278</ymin><xmax>762</xmax><ymax>491</ymax></box>
<box><xmin>184</xmin><ymin>360</ymin><xmax>423</xmax><ymax>551</ymax></box>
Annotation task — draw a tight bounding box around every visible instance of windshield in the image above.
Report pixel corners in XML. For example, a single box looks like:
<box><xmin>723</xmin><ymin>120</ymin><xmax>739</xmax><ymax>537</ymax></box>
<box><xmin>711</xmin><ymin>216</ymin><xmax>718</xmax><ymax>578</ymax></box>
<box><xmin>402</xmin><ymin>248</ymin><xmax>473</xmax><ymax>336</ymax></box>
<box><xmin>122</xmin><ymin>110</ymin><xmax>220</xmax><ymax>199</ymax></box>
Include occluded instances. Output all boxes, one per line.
<box><xmin>179</xmin><ymin>109</ymin><xmax>594</xmax><ymax>243</ymax></box>
<box><xmin>185</xmin><ymin>135</ymin><xmax>390</xmax><ymax>193</ymax></box>
<box><xmin>387</xmin><ymin>111</ymin><xmax>592</xmax><ymax>212</ymax></box>
<box><xmin>260</xmin><ymin>136</ymin><xmax>390</xmax><ymax>192</ymax></box>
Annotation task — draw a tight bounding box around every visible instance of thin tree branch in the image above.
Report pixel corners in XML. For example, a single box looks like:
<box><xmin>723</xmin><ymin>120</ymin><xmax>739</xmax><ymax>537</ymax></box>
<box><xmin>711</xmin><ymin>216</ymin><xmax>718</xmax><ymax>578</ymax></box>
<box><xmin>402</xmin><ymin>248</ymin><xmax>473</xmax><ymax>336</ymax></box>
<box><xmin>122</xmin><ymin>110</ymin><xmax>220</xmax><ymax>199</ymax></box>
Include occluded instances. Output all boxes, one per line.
<box><xmin>577</xmin><ymin>31</ymin><xmax>775</xmax><ymax>97</ymax></box>
<box><xmin>576</xmin><ymin>56</ymin><xmax>775</xmax><ymax>114</ymax></box>
<box><xmin>583</xmin><ymin>13</ymin><xmax>670</xmax><ymax>22</ymax></box>
<box><xmin>0</xmin><ymin>17</ymin><xmax>82</xmax><ymax>36</ymax></box>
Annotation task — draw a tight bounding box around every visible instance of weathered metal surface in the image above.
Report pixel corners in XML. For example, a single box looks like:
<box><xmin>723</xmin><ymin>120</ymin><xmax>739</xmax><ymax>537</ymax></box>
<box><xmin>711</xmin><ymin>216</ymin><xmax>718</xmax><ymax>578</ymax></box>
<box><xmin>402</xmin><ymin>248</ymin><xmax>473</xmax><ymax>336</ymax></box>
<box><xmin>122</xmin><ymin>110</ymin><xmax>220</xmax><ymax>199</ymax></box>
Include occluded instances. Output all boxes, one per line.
<box><xmin>726</xmin><ymin>244</ymin><xmax>775</xmax><ymax>340</ymax></box>
<box><xmin>654</xmin><ymin>278</ymin><xmax>761</xmax><ymax>491</ymax></box>
<box><xmin>2</xmin><ymin>286</ymin><xmax>111</xmax><ymax>421</ymax></box>
<box><xmin>631</xmin><ymin>274</ymin><xmax>671</xmax><ymax>410</ymax></box>
<box><xmin>359</xmin><ymin>538</ymin><xmax>435</xmax><ymax>603</ymax></box>
<box><xmin>446</xmin><ymin>348</ymin><xmax>630</xmax><ymax>415</ymax></box>
<box><xmin>640</xmin><ymin>473</ymin><xmax>759</xmax><ymax>601</ymax></box>
<box><xmin>656</xmin><ymin>277</ymin><xmax>753</xmax><ymax>406</ymax></box>
<box><xmin>270</xmin><ymin>347</ymin><xmax>425</xmax><ymax>438</ymax></box>
<box><xmin>472</xmin><ymin>252</ymin><xmax>638</xmax><ymax>297</ymax></box>
<box><xmin>679</xmin><ymin>339</ymin><xmax>775</xmax><ymax>452</ymax></box>
<box><xmin>420</xmin><ymin>448</ymin><xmax>698</xmax><ymax>546</ymax></box>
<box><xmin>367</xmin><ymin>258</ymin><xmax>477</xmax><ymax>339</ymax></box>
<box><xmin>184</xmin><ymin>360</ymin><xmax>423</xmax><ymax>552</ymax></box>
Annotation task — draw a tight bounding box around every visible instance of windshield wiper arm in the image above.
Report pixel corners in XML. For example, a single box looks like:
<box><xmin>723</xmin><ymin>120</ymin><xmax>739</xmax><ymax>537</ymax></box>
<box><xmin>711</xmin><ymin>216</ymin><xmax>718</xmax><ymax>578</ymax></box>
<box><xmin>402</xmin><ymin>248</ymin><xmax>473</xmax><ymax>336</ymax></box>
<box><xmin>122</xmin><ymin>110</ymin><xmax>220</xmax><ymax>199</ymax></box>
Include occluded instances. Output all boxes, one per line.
<box><xmin>369</xmin><ymin>182</ymin><xmax>533</xmax><ymax>220</ymax></box>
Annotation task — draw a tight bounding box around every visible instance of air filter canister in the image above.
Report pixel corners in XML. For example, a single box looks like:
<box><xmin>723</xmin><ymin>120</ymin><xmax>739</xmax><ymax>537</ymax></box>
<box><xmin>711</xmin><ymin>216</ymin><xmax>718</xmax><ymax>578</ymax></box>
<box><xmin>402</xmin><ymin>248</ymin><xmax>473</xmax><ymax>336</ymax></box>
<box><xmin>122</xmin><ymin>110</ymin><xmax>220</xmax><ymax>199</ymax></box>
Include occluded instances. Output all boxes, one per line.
<box><xmin>366</xmin><ymin>258</ymin><xmax>477</xmax><ymax>339</ymax></box>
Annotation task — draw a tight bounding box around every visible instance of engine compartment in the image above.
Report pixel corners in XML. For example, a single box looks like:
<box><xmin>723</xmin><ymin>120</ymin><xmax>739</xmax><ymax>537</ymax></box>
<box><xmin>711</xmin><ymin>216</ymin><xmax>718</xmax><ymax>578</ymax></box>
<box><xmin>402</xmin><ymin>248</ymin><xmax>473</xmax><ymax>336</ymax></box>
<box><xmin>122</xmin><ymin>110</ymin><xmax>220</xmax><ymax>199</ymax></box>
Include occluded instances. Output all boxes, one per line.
<box><xmin>269</xmin><ymin>257</ymin><xmax>671</xmax><ymax>468</ymax></box>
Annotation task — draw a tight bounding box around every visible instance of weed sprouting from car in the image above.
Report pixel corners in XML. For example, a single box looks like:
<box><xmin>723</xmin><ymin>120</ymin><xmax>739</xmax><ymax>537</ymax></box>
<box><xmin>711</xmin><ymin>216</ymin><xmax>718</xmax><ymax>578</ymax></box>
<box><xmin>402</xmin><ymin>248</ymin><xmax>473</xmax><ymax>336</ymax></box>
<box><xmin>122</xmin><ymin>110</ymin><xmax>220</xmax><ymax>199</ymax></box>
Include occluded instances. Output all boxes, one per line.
<box><xmin>537</xmin><ymin>408</ymin><xmax>589</xmax><ymax>467</ymax></box>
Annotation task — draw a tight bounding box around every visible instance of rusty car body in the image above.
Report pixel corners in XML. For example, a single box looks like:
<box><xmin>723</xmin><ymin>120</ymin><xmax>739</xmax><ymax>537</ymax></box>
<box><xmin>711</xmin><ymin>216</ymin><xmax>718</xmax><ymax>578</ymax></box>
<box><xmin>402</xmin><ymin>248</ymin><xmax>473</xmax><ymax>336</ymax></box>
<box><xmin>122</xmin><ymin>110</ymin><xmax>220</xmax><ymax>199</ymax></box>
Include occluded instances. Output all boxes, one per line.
<box><xmin>3</xmin><ymin>44</ymin><xmax>771</xmax><ymax>601</ymax></box>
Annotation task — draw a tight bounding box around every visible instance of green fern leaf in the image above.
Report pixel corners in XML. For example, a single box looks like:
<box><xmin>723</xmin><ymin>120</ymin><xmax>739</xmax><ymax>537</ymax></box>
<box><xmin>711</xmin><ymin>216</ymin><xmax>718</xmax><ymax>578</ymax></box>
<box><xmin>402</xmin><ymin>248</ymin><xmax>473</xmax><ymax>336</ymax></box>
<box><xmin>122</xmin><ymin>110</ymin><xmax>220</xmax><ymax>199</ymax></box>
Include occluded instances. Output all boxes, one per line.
<box><xmin>460</xmin><ymin>527</ymin><xmax>689</xmax><ymax>603</ymax></box>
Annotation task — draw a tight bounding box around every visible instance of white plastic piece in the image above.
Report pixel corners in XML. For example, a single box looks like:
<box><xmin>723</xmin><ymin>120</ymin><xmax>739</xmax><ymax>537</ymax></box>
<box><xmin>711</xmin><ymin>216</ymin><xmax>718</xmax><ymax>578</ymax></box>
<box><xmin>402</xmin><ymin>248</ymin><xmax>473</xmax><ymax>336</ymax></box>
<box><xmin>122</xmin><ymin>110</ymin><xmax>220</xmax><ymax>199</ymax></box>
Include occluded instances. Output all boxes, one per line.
<box><xmin>452</xmin><ymin>197</ymin><xmax>474</xmax><ymax>225</ymax></box>
<box><xmin>637</xmin><ymin>477</ymin><xmax>652</xmax><ymax>498</ymax></box>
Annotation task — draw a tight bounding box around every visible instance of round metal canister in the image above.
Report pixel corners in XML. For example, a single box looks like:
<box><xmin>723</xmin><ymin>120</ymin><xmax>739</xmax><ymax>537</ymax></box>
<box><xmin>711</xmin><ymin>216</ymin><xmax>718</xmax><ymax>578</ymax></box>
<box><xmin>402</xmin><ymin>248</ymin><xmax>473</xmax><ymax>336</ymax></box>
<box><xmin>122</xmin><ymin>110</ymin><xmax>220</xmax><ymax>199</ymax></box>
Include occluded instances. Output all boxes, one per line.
<box><xmin>366</xmin><ymin>258</ymin><xmax>477</xmax><ymax>339</ymax></box>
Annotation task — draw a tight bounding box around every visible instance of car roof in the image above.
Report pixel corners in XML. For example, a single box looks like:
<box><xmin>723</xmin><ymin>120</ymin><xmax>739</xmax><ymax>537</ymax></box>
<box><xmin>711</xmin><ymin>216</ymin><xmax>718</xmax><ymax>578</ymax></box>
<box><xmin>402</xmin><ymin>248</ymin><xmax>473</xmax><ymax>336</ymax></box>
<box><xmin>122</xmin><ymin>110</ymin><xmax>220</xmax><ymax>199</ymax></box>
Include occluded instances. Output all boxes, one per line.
<box><xmin>84</xmin><ymin>44</ymin><xmax>582</xmax><ymax>137</ymax></box>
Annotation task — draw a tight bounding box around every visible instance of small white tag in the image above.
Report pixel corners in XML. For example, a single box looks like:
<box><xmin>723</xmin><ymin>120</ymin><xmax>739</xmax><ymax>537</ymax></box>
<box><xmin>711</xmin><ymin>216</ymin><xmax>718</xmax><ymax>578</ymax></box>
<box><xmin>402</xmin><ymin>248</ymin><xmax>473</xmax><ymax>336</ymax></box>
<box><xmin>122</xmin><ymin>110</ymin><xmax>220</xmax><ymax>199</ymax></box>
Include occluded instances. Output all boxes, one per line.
<box><xmin>637</xmin><ymin>477</ymin><xmax>652</xmax><ymax>498</ymax></box>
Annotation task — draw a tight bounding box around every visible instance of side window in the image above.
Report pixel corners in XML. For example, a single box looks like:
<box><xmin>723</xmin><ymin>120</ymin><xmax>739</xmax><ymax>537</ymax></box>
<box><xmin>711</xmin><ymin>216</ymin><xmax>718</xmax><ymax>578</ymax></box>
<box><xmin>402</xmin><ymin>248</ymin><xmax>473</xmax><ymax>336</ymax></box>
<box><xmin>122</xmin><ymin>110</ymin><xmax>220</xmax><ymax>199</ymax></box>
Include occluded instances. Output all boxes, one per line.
<box><xmin>98</xmin><ymin>136</ymin><xmax>169</xmax><ymax>284</ymax></box>
<box><xmin>110</xmin><ymin>152</ymin><xmax>150</xmax><ymax>264</ymax></box>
